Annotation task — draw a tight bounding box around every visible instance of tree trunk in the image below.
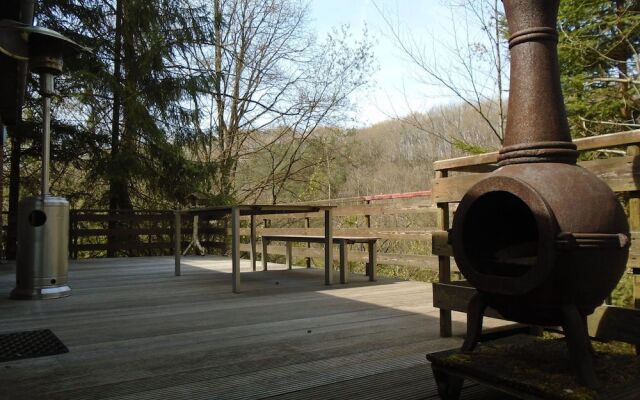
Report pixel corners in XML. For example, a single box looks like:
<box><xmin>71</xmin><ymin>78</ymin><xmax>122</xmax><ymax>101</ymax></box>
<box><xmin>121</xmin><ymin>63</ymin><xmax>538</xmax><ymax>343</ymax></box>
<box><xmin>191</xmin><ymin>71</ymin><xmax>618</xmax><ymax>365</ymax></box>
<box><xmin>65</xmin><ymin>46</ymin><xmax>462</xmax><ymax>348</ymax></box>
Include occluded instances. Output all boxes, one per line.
<box><xmin>6</xmin><ymin>128</ymin><xmax>21</xmax><ymax>260</ymax></box>
<box><xmin>108</xmin><ymin>0</ymin><xmax>126</xmax><ymax>257</ymax></box>
<box><xmin>213</xmin><ymin>0</ymin><xmax>233</xmax><ymax>199</ymax></box>
<box><xmin>0</xmin><ymin>125</ymin><xmax>4</xmax><ymax>260</ymax></box>
<box><xmin>119</xmin><ymin>1</ymin><xmax>135</xmax><ymax>212</ymax></box>
<box><xmin>109</xmin><ymin>0</ymin><xmax>123</xmax><ymax>212</ymax></box>
<box><xmin>614</xmin><ymin>0</ymin><xmax>631</xmax><ymax>121</ymax></box>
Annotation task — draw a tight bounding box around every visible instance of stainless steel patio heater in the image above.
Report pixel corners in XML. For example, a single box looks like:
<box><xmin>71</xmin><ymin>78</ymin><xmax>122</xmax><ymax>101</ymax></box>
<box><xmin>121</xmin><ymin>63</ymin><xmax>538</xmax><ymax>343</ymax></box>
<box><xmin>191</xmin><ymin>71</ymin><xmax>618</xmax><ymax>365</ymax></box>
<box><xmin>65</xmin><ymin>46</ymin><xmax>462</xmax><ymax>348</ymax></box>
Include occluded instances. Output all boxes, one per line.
<box><xmin>1</xmin><ymin>21</ymin><xmax>85</xmax><ymax>299</ymax></box>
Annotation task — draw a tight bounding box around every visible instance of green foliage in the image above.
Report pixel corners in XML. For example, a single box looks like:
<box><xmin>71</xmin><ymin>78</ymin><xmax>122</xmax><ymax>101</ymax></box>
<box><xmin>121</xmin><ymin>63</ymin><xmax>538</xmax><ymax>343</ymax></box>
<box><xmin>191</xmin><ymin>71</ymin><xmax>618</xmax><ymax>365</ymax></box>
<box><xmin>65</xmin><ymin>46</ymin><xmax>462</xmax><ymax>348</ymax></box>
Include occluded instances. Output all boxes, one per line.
<box><xmin>451</xmin><ymin>137</ymin><xmax>494</xmax><ymax>155</ymax></box>
<box><xmin>34</xmin><ymin>0</ymin><xmax>213</xmax><ymax>209</ymax></box>
<box><xmin>611</xmin><ymin>273</ymin><xmax>634</xmax><ymax>307</ymax></box>
<box><xmin>358</xmin><ymin>264</ymin><xmax>439</xmax><ymax>282</ymax></box>
<box><xmin>558</xmin><ymin>1</ymin><xmax>640</xmax><ymax>137</ymax></box>
<box><xmin>298</xmin><ymin>169</ymin><xmax>328</xmax><ymax>201</ymax></box>
<box><xmin>144</xmin><ymin>143</ymin><xmax>217</xmax><ymax>206</ymax></box>
<box><xmin>26</xmin><ymin>0</ymin><xmax>374</xmax><ymax>208</ymax></box>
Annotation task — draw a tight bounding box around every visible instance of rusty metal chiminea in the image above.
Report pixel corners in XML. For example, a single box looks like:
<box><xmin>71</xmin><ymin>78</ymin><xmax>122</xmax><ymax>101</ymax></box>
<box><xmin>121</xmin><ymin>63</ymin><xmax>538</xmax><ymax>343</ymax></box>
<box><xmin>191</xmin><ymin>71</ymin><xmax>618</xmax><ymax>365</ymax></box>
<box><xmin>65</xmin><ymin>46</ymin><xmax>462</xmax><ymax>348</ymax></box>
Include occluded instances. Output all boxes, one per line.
<box><xmin>450</xmin><ymin>0</ymin><xmax>630</xmax><ymax>388</ymax></box>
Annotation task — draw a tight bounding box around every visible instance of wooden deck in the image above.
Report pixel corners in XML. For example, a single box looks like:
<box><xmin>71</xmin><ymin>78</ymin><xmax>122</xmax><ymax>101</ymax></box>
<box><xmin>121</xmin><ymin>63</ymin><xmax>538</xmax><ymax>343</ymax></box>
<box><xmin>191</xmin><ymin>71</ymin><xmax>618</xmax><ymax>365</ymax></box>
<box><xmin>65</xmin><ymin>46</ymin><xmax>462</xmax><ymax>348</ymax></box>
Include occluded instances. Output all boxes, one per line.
<box><xmin>0</xmin><ymin>257</ymin><xmax>511</xmax><ymax>400</ymax></box>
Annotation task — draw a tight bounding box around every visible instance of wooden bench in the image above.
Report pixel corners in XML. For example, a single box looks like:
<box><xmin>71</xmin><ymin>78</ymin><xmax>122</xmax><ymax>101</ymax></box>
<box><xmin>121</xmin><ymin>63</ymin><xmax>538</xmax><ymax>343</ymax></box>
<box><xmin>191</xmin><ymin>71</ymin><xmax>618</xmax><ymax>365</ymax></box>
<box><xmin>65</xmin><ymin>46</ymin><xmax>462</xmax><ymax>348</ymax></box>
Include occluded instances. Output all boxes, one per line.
<box><xmin>261</xmin><ymin>235</ymin><xmax>379</xmax><ymax>284</ymax></box>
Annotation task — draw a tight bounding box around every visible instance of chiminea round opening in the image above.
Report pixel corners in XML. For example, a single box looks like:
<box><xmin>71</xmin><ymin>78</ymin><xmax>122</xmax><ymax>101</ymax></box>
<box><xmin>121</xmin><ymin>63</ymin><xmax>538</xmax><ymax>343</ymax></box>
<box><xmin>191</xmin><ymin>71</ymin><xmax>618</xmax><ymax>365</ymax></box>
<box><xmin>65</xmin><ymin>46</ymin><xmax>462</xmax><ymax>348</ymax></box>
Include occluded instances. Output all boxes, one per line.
<box><xmin>452</xmin><ymin>175</ymin><xmax>557</xmax><ymax>296</ymax></box>
<box><xmin>462</xmin><ymin>191</ymin><xmax>537</xmax><ymax>278</ymax></box>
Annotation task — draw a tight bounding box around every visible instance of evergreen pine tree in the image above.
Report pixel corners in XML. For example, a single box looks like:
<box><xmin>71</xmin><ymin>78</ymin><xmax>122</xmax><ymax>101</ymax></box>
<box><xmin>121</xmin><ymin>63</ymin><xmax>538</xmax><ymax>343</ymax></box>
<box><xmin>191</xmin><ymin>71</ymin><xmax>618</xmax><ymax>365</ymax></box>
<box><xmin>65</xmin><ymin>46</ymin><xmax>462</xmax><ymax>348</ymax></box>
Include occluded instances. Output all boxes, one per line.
<box><xmin>558</xmin><ymin>1</ymin><xmax>640</xmax><ymax>137</ymax></box>
<box><xmin>35</xmin><ymin>0</ymin><xmax>213</xmax><ymax>209</ymax></box>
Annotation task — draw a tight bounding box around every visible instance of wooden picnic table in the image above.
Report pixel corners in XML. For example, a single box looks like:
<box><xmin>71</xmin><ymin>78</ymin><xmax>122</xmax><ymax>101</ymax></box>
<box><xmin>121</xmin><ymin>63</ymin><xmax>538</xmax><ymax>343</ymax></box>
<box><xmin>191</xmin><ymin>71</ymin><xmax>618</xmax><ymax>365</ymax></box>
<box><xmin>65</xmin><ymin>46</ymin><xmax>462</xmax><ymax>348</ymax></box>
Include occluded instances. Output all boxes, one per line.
<box><xmin>173</xmin><ymin>204</ymin><xmax>335</xmax><ymax>293</ymax></box>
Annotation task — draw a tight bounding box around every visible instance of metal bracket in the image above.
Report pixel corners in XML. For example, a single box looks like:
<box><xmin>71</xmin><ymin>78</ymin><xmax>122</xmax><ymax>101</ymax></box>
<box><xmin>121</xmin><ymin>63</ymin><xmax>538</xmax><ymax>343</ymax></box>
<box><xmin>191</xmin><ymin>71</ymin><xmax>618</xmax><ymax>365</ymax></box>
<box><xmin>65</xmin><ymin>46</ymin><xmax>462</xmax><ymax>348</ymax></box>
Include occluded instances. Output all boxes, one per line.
<box><xmin>556</xmin><ymin>232</ymin><xmax>630</xmax><ymax>249</ymax></box>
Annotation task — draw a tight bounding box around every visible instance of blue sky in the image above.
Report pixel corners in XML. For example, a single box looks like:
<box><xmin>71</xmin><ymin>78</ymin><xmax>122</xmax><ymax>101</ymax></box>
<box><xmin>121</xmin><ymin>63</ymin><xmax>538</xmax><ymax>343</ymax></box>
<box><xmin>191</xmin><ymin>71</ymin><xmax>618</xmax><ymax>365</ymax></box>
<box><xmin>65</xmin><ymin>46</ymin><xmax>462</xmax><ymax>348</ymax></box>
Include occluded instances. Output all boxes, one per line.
<box><xmin>309</xmin><ymin>0</ymin><xmax>455</xmax><ymax>126</ymax></box>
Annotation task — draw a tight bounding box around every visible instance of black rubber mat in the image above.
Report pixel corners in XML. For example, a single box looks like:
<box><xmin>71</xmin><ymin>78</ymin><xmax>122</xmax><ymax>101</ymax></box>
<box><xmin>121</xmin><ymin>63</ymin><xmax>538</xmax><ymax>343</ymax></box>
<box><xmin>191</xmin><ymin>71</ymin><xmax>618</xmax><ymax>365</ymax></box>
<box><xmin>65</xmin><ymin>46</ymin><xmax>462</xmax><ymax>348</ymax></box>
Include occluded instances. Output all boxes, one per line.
<box><xmin>0</xmin><ymin>329</ymin><xmax>68</xmax><ymax>362</ymax></box>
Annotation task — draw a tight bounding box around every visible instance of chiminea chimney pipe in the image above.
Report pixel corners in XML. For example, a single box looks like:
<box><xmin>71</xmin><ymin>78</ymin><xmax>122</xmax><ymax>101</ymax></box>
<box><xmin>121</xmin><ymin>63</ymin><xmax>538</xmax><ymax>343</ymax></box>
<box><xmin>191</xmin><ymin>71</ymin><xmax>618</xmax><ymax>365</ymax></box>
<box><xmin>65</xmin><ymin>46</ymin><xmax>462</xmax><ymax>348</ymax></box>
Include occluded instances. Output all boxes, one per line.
<box><xmin>499</xmin><ymin>0</ymin><xmax>578</xmax><ymax>165</ymax></box>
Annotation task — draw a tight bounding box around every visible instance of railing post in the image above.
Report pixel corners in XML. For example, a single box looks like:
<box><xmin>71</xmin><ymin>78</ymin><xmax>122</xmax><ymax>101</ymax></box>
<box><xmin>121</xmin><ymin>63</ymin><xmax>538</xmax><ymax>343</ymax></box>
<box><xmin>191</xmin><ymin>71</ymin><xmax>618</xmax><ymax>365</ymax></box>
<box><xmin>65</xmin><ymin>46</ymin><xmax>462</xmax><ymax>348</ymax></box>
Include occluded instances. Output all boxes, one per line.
<box><xmin>231</xmin><ymin>206</ymin><xmax>241</xmax><ymax>293</ymax></box>
<box><xmin>368</xmin><ymin>239</ymin><xmax>377</xmax><ymax>282</ymax></box>
<box><xmin>627</xmin><ymin>145</ymin><xmax>640</xmax><ymax>311</ymax></box>
<box><xmin>73</xmin><ymin>213</ymin><xmax>79</xmax><ymax>259</ymax></box>
<box><xmin>174</xmin><ymin>210</ymin><xmax>181</xmax><ymax>276</ymax></box>
<box><xmin>324</xmin><ymin>208</ymin><xmax>333</xmax><ymax>285</ymax></box>
<box><xmin>365</xmin><ymin>199</ymin><xmax>372</xmax><ymax>276</ymax></box>
<box><xmin>305</xmin><ymin>217</ymin><xmax>311</xmax><ymax>268</ymax></box>
<box><xmin>107</xmin><ymin>210</ymin><xmax>115</xmax><ymax>258</ymax></box>
<box><xmin>627</xmin><ymin>145</ymin><xmax>640</xmax><ymax>230</ymax></box>
<box><xmin>68</xmin><ymin>210</ymin><xmax>77</xmax><ymax>260</ymax></box>
<box><xmin>250</xmin><ymin>214</ymin><xmax>257</xmax><ymax>271</ymax></box>
<box><xmin>339</xmin><ymin>239</ymin><xmax>348</xmax><ymax>283</ymax></box>
<box><xmin>262</xmin><ymin>218</ymin><xmax>270</xmax><ymax>269</ymax></box>
<box><xmin>634</xmin><ymin>268</ymin><xmax>640</xmax><ymax>310</ymax></box>
<box><xmin>436</xmin><ymin>169</ymin><xmax>452</xmax><ymax>338</ymax></box>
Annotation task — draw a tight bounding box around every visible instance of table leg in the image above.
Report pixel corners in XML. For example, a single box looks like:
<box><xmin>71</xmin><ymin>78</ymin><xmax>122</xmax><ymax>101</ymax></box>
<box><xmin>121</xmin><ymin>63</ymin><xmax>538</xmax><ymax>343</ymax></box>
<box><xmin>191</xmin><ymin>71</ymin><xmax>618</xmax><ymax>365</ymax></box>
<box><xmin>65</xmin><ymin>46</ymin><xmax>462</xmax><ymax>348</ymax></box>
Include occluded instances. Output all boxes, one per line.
<box><xmin>231</xmin><ymin>207</ymin><xmax>241</xmax><ymax>293</ymax></box>
<box><xmin>250</xmin><ymin>214</ymin><xmax>257</xmax><ymax>272</ymax></box>
<box><xmin>174</xmin><ymin>211</ymin><xmax>181</xmax><ymax>276</ymax></box>
<box><xmin>339</xmin><ymin>240</ymin><xmax>348</xmax><ymax>284</ymax></box>
<box><xmin>324</xmin><ymin>208</ymin><xmax>333</xmax><ymax>285</ymax></box>
<box><xmin>262</xmin><ymin>239</ymin><xmax>268</xmax><ymax>271</ymax></box>
<box><xmin>305</xmin><ymin>217</ymin><xmax>311</xmax><ymax>268</ymax></box>
<box><xmin>368</xmin><ymin>240</ymin><xmax>376</xmax><ymax>282</ymax></box>
<box><xmin>286</xmin><ymin>242</ymin><xmax>292</xmax><ymax>269</ymax></box>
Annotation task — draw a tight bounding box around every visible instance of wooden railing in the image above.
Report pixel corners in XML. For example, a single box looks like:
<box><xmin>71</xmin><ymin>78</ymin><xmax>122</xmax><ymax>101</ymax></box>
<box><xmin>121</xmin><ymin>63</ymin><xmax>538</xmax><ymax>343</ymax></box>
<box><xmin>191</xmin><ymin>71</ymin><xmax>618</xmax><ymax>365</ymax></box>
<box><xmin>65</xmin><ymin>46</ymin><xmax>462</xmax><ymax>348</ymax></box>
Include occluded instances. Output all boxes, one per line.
<box><xmin>66</xmin><ymin>192</ymin><xmax>441</xmax><ymax>274</ymax></box>
<box><xmin>238</xmin><ymin>191</ymin><xmax>438</xmax><ymax>269</ymax></box>
<box><xmin>431</xmin><ymin>130</ymin><xmax>640</xmax><ymax>337</ymax></box>
<box><xmin>69</xmin><ymin>209</ymin><xmax>227</xmax><ymax>258</ymax></box>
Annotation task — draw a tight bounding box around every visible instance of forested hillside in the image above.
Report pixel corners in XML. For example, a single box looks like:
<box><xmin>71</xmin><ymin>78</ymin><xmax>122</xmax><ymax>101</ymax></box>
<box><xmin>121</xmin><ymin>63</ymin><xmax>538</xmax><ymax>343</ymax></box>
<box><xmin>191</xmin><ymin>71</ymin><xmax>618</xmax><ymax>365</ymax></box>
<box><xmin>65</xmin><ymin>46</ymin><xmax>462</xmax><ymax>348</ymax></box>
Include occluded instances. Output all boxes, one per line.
<box><xmin>252</xmin><ymin>101</ymin><xmax>503</xmax><ymax>203</ymax></box>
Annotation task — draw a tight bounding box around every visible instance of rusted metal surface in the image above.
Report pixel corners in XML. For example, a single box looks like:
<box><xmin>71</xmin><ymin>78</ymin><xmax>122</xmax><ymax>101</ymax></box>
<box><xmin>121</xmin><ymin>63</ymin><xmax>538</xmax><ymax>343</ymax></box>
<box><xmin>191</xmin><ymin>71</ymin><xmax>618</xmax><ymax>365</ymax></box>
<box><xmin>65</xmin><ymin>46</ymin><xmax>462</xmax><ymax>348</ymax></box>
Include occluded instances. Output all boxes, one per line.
<box><xmin>500</xmin><ymin>1</ymin><xmax>574</xmax><ymax>157</ymax></box>
<box><xmin>449</xmin><ymin>0</ymin><xmax>631</xmax><ymax>388</ymax></box>
<box><xmin>452</xmin><ymin>162</ymin><xmax>629</xmax><ymax>325</ymax></box>
<box><xmin>452</xmin><ymin>0</ymin><xmax>629</xmax><ymax>325</ymax></box>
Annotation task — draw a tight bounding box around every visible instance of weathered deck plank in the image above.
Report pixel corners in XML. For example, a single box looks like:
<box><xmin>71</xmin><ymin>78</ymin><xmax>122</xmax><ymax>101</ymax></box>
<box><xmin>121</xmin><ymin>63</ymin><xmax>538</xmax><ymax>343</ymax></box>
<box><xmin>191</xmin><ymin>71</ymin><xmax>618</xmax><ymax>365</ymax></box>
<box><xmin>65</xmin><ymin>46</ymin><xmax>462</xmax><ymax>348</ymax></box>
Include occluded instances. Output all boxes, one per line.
<box><xmin>0</xmin><ymin>256</ymin><xmax>507</xmax><ymax>400</ymax></box>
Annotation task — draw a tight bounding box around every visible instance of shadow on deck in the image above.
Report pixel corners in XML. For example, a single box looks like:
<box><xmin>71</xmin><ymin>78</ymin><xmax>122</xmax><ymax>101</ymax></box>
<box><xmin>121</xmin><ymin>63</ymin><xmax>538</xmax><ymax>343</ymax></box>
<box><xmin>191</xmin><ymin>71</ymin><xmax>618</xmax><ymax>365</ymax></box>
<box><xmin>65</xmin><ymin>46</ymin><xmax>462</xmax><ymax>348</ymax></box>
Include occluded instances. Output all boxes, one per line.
<box><xmin>0</xmin><ymin>256</ymin><xmax>512</xmax><ymax>400</ymax></box>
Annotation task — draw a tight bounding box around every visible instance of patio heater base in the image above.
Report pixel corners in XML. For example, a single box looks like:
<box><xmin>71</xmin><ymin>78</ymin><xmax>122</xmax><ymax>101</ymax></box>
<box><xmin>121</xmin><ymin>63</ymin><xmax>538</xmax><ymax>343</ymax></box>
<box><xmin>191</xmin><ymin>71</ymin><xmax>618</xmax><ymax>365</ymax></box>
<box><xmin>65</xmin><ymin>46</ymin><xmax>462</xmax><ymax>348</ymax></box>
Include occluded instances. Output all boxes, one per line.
<box><xmin>11</xmin><ymin>195</ymin><xmax>71</xmax><ymax>301</ymax></box>
<box><xmin>10</xmin><ymin>285</ymin><xmax>71</xmax><ymax>300</ymax></box>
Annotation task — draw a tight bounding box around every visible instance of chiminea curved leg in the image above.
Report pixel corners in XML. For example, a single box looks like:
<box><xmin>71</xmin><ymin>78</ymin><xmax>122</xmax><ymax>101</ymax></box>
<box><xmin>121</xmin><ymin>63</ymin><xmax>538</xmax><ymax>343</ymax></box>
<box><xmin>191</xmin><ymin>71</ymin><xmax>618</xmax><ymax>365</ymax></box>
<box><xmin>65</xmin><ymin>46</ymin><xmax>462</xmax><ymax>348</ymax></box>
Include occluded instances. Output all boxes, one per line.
<box><xmin>561</xmin><ymin>304</ymin><xmax>599</xmax><ymax>389</ymax></box>
<box><xmin>462</xmin><ymin>293</ymin><xmax>487</xmax><ymax>352</ymax></box>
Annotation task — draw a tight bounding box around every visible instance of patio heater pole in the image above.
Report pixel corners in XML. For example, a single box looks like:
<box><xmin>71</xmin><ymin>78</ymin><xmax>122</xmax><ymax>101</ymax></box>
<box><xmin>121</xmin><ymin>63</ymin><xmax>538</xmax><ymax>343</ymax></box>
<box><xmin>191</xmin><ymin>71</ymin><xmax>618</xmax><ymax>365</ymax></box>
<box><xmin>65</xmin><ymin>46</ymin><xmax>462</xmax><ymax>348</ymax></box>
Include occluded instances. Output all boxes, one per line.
<box><xmin>41</xmin><ymin>73</ymin><xmax>53</xmax><ymax>199</ymax></box>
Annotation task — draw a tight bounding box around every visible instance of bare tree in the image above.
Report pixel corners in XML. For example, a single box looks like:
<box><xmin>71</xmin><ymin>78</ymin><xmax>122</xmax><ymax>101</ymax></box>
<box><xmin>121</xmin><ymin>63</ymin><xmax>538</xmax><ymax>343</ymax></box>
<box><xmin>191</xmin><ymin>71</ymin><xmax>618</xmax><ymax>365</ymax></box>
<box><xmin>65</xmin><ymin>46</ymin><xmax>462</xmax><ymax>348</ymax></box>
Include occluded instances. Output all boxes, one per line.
<box><xmin>374</xmin><ymin>0</ymin><xmax>507</xmax><ymax>151</ymax></box>
<box><xmin>185</xmin><ymin>0</ymin><xmax>373</xmax><ymax>202</ymax></box>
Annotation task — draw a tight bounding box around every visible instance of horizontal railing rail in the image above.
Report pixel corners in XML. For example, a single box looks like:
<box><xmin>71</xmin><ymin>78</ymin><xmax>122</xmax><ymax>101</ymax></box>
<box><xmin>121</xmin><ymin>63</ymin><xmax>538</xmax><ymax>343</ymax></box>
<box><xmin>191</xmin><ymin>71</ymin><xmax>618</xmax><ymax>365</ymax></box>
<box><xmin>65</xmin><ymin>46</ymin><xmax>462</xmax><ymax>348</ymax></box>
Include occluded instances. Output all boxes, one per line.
<box><xmin>64</xmin><ymin>191</ymin><xmax>439</xmax><ymax>271</ymax></box>
<box><xmin>69</xmin><ymin>209</ymin><xmax>227</xmax><ymax>259</ymax></box>
<box><xmin>238</xmin><ymin>191</ymin><xmax>438</xmax><ymax>270</ymax></box>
